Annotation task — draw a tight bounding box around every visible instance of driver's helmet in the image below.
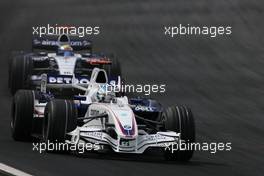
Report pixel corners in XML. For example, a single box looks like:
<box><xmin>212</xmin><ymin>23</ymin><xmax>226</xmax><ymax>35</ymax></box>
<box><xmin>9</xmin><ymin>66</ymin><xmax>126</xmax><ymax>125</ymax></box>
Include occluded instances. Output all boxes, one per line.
<box><xmin>57</xmin><ymin>44</ymin><xmax>74</xmax><ymax>56</ymax></box>
<box><xmin>96</xmin><ymin>85</ymin><xmax>115</xmax><ymax>102</ymax></box>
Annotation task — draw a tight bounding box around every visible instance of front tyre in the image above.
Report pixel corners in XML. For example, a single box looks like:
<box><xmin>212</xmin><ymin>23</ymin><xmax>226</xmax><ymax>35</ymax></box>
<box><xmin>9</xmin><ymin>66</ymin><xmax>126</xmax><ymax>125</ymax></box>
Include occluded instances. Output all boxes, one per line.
<box><xmin>11</xmin><ymin>90</ymin><xmax>35</xmax><ymax>141</ymax></box>
<box><xmin>43</xmin><ymin>100</ymin><xmax>77</xmax><ymax>152</ymax></box>
<box><xmin>162</xmin><ymin>105</ymin><xmax>195</xmax><ymax>161</ymax></box>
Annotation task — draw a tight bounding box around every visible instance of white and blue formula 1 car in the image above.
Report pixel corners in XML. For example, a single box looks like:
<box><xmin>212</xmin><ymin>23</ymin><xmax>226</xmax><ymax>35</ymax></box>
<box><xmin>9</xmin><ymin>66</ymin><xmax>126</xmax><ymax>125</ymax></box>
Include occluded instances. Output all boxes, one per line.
<box><xmin>11</xmin><ymin>68</ymin><xmax>195</xmax><ymax>161</ymax></box>
<box><xmin>8</xmin><ymin>34</ymin><xmax>121</xmax><ymax>95</ymax></box>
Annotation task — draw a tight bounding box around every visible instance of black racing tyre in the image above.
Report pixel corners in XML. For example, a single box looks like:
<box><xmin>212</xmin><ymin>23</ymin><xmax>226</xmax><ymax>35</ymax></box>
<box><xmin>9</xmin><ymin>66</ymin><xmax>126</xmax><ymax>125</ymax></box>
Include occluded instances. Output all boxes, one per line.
<box><xmin>104</xmin><ymin>55</ymin><xmax>122</xmax><ymax>78</ymax></box>
<box><xmin>8</xmin><ymin>51</ymin><xmax>24</xmax><ymax>88</ymax></box>
<box><xmin>9</xmin><ymin>54</ymin><xmax>33</xmax><ymax>95</ymax></box>
<box><xmin>43</xmin><ymin>99</ymin><xmax>77</xmax><ymax>152</ymax></box>
<box><xmin>162</xmin><ymin>105</ymin><xmax>195</xmax><ymax>161</ymax></box>
<box><xmin>11</xmin><ymin>90</ymin><xmax>35</xmax><ymax>141</ymax></box>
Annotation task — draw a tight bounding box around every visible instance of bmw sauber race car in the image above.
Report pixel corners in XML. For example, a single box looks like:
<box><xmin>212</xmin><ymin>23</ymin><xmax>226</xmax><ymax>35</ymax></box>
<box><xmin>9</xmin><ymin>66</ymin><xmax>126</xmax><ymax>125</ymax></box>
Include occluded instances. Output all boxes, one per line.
<box><xmin>11</xmin><ymin>68</ymin><xmax>195</xmax><ymax>161</ymax></box>
<box><xmin>8</xmin><ymin>34</ymin><xmax>121</xmax><ymax>95</ymax></box>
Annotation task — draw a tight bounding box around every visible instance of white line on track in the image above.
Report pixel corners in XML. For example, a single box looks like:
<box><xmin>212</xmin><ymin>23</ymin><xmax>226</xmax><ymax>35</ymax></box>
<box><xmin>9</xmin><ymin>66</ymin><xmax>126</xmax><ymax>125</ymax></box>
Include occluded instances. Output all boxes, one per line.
<box><xmin>0</xmin><ymin>163</ymin><xmax>33</xmax><ymax>176</ymax></box>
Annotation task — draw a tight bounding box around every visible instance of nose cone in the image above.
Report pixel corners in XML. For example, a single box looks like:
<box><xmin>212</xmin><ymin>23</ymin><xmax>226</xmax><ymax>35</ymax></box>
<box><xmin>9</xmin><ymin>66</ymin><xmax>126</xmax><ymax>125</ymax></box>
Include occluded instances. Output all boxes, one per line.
<box><xmin>111</xmin><ymin>107</ymin><xmax>138</xmax><ymax>139</ymax></box>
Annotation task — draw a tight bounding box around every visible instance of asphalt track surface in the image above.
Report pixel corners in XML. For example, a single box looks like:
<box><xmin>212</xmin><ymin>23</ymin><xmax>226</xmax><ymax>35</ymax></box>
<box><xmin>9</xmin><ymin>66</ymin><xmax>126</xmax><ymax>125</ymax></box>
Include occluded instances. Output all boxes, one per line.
<box><xmin>0</xmin><ymin>0</ymin><xmax>263</xmax><ymax>176</ymax></box>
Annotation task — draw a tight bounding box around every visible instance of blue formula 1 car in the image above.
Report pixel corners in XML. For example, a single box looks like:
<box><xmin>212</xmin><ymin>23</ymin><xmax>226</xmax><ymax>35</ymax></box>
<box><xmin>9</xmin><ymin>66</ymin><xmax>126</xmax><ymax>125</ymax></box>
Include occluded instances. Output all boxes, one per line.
<box><xmin>8</xmin><ymin>34</ymin><xmax>121</xmax><ymax>95</ymax></box>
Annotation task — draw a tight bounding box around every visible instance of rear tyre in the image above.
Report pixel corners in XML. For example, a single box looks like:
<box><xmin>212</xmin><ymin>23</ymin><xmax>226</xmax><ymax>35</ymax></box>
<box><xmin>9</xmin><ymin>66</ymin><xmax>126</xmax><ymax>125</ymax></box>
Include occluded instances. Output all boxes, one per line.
<box><xmin>11</xmin><ymin>90</ymin><xmax>35</xmax><ymax>141</ymax></box>
<box><xmin>162</xmin><ymin>105</ymin><xmax>195</xmax><ymax>161</ymax></box>
<box><xmin>9</xmin><ymin>54</ymin><xmax>33</xmax><ymax>95</ymax></box>
<box><xmin>43</xmin><ymin>100</ymin><xmax>77</xmax><ymax>153</ymax></box>
<box><xmin>104</xmin><ymin>55</ymin><xmax>121</xmax><ymax>78</ymax></box>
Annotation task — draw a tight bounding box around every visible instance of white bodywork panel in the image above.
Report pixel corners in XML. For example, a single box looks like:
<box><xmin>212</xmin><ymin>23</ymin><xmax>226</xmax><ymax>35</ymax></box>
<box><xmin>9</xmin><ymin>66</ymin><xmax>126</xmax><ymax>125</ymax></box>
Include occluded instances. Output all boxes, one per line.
<box><xmin>47</xmin><ymin>53</ymin><xmax>82</xmax><ymax>75</ymax></box>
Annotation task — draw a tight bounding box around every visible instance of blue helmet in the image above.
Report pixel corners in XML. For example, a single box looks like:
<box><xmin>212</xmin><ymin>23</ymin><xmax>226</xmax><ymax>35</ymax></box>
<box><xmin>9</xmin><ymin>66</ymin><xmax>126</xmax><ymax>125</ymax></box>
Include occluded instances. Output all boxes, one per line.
<box><xmin>57</xmin><ymin>44</ymin><xmax>74</xmax><ymax>56</ymax></box>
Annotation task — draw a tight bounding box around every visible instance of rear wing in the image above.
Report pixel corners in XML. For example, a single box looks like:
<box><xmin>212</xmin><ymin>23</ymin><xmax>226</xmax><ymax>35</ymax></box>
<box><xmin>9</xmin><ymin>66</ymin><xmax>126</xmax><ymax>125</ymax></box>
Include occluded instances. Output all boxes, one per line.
<box><xmin>32</xmin><ymin>35</ymin><xmax>92</xmax><ymax>51</ymax></box>
<box><xmin>39</xmin><ymin>73</ymin><xmax>120</xmax><ymax>92</ymax></box>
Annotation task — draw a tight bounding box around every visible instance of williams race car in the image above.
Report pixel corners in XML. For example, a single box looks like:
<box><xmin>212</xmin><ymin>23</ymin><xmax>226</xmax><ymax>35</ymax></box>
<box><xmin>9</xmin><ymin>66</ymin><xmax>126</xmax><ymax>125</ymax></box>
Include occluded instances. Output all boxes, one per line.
<box><xmin>8</xmin><ymin>34</ymin><xmax>121</xmax><ymax>95</ymax></box>
<box><xmin>12</xmin><ymin>68</ymin><xmax>195</xmax><ymax>161</ymax></box>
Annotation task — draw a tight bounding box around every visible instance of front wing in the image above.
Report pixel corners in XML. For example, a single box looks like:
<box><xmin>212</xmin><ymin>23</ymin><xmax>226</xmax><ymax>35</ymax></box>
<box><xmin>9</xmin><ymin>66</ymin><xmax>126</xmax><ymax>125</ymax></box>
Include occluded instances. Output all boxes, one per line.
<box><xmin>67</xmin><ymin>127</ymin><xmax>180</xmax><ymax>154</ymax></box>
